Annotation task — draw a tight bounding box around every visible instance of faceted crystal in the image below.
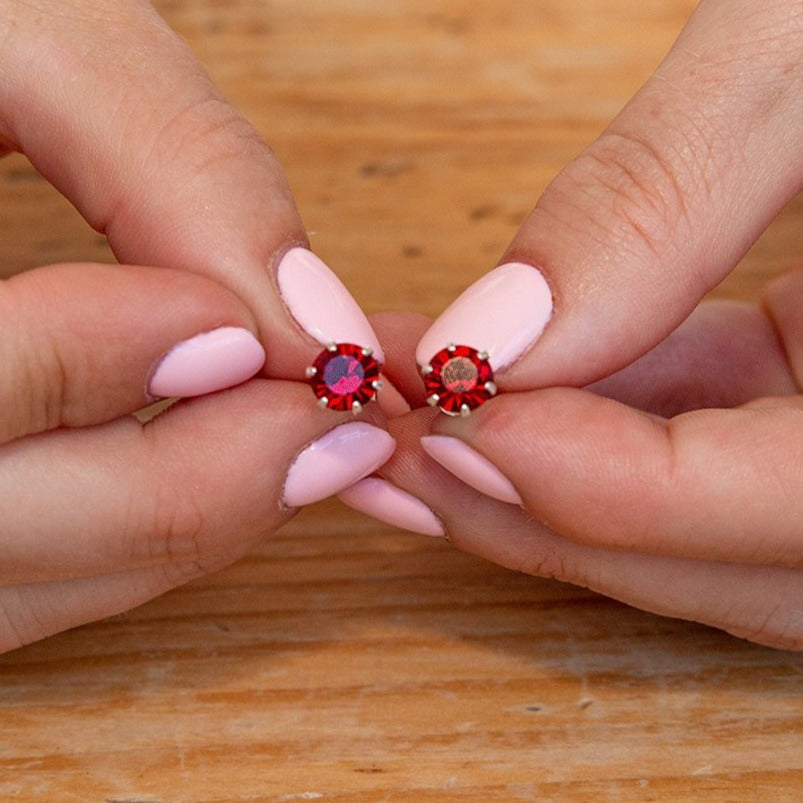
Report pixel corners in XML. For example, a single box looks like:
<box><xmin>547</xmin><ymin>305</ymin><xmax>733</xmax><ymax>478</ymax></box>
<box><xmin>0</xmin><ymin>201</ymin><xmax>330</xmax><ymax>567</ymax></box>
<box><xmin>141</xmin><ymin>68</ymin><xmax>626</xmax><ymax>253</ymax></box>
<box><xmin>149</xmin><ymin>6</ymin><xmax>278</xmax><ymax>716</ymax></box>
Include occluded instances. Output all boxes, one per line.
<box><xmin>440</xmin><ymin>356</ymin><xmax>478</xmax><ymax>394</ymax></box>
<box><xmin>309</xmin><ymin>343</ymin><xmax>381</xmax><ymax>411</ymax></box>
<box><xmin>323</xmin><ymin>355</ymin><xmax>365</xmax><ymax>395</ymax></box>
<box><xmin>422</xmin><ymin>344</ymin><xmax>495</xmax><ymax>415</ymax></box>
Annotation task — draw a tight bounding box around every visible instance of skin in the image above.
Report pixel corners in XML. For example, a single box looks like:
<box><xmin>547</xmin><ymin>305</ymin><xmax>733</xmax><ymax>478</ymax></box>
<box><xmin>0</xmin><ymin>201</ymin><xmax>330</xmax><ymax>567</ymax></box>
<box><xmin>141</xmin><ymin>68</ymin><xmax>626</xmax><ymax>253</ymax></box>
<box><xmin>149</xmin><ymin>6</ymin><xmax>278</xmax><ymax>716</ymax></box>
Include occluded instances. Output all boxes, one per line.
<box><xmin>0</xmin><ymin>0</ymin><xmax>386</xmax><ymax>652</ymax></box>
<box><xmin>372</xmin><ymin>285</ymin><xmax>803</xmax><ymax>651</ymax></box>
<box><xmin>0</xmin><ymin>0</ymin><xmax>800</xmax><ymax>650</ymax></box>
<box><xmin>372</xmin><ymin>0</ymin><xmax>803</xmax><ymax>649</ymax></box>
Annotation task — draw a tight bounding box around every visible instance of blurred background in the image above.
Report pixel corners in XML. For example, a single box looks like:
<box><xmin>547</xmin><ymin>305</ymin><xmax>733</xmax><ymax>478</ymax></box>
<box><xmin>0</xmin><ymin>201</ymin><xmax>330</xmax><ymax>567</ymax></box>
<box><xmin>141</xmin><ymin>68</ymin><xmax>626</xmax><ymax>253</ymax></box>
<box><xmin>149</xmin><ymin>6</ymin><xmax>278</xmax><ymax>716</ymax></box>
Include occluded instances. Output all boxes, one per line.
<box><xmin>1</xmin><ymin>2</ymin><xmax>801</xmax><ymax>801</ymax></box>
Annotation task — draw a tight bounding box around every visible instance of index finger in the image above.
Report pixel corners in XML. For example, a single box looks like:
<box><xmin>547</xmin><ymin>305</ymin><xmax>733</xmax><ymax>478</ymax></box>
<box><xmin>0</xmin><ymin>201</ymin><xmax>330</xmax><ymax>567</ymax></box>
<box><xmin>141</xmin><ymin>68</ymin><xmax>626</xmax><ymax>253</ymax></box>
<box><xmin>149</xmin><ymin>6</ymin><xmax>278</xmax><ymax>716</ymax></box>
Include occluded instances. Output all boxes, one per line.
<box><xmin>0</xmin><ymin>0</ymin><xmax>382</xmax><ymax>377</ymax></box>
<box><xmin>415</xmin><ymin>0</ymin><xmax>802</xmax><ymax>390</ymax></box>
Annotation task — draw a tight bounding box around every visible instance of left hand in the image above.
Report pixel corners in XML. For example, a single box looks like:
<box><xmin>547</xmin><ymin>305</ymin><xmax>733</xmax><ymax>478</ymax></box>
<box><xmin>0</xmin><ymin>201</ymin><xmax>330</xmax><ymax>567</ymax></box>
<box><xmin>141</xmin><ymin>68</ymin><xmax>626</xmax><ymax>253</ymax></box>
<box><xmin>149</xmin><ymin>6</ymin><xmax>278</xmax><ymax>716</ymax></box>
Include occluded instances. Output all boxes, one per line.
<box><xmin>337</xmin><ymin>0</ymin><xmax>803</xmax><ymax>651</ymax></box>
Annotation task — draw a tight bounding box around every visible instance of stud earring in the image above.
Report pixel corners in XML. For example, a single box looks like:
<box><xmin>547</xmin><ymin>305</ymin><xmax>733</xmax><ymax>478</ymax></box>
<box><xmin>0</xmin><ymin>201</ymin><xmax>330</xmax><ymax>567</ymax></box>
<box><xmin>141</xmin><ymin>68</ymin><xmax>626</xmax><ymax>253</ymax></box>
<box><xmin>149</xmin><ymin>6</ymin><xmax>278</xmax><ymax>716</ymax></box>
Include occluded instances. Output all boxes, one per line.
<box><xmin>420</xmin><ymin>343</ymin><xmax>496</xmax><ymax>416</ymax></box>
<box><xmin>307</xmin><ymin>342</ymin><xmax>383</xmax><ymax>413</ymax></box>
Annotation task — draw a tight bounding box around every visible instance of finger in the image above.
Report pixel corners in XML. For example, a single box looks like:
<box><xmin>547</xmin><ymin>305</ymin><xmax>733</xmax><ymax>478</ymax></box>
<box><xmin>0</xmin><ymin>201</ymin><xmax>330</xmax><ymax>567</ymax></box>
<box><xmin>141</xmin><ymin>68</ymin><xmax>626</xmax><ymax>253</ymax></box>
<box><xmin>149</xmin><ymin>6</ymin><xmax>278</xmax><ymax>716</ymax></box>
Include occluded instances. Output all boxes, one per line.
<box><xmin>588</xmin><ymin>298</ymin><xmax>797</xmax><ymax>417</ymax></box>
<box><xmin>340</xmin><ymin>409</ymin><xmax>803</xmax><ymax>650</ymax></box>
<box><xmin>415</xmin><ymin>0</ymin><xmax>803</xmax><ymax>389</ymax></box>
<box><xmin>428</xmin><ymin>389</ymin><xmax>803</xmax><ymax>569</ymax></box>
<box><xmin>0</xmin><ymin>380</ymin><xmax>395</xmax><ymax>586</ymax></box>
<box><xmin>374</xmin><ymin>298</ymin><xmax>800</xmax><ymax>418</ymax></box>
<box><xmin>0</xmin><ymin>262</ymin><xmax>265</xmax><ymax>443</ymax></box>
<box><xmin>0</xmin><ymin>560</ymin><xmax>229</xmax><ymax>654</ymax></box>
<box><xmin>369</xmin><ymin>311</ymin><xmax>433</xmax><ymax>409</ymax></box>
<box><xmin>765</xmin><ymin>268</ymin><xmax>803</xmax><ymax>391</ymax></box>
<box><xmin>0</xmin><ymin>0</ymin><xmax>382</xmax><ymax>378</ymax></box>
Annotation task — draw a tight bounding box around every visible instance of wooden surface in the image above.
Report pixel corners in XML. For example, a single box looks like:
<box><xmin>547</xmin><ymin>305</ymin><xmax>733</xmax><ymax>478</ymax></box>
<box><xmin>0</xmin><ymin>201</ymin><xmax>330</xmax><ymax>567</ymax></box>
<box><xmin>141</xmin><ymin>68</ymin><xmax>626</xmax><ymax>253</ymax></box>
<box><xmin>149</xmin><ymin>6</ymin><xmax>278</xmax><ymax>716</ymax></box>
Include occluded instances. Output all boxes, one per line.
<box><xmin>1</xmin><ymin>1</ymin><xmax>801</xmax><ymax>800</ymax></box>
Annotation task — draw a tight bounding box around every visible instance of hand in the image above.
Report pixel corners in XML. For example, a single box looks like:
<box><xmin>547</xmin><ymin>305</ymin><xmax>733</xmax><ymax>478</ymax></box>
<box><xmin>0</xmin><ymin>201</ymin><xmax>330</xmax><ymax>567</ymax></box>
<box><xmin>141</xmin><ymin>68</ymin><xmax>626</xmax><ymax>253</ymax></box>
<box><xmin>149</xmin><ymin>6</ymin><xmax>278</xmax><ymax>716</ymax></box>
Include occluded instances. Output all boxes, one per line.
<box><xmin>0</xmin><ymin>263</ymin><xmax>396</xmax><ymax>653</ymax></box>
<box><xmin>0</xmin><ymin>0</ymin><xmax>384</xmax><ymax>377</ymax></box>
<box><xmin>0</xmin><ymin>0</ymin><xmax>395</xmax><ymax>651</ymax></box>
<box><xmin>341</xmin><ymin>0</ymin><xmax>803</xmax><ymax>650</ymax></box>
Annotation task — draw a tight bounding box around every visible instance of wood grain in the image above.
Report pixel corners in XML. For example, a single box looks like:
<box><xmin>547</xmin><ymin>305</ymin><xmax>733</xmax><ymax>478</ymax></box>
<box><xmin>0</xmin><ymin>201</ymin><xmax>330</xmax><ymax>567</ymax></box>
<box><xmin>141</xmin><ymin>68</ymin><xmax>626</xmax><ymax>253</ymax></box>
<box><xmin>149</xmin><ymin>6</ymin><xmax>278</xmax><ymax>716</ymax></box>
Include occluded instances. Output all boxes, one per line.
<box><xmin>1</xmin><ymin>1</ymin><xmax>801</xmax><ymax>800</ymax></box>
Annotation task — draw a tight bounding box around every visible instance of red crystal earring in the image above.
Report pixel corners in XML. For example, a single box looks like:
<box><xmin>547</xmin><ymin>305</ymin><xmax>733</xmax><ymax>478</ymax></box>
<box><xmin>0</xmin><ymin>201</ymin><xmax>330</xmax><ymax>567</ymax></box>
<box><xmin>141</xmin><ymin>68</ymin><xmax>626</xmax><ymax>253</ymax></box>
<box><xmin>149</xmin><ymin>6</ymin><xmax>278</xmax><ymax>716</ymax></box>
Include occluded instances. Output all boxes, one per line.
<box><xmin>421</xmin><ymin>343</ymin><xmax>497</xmax><ymax>416</ymax></box>
<box><xmin>307</xmin><ymin>342</ymin><xmax>383</xmax><ymax>412</ymax></box>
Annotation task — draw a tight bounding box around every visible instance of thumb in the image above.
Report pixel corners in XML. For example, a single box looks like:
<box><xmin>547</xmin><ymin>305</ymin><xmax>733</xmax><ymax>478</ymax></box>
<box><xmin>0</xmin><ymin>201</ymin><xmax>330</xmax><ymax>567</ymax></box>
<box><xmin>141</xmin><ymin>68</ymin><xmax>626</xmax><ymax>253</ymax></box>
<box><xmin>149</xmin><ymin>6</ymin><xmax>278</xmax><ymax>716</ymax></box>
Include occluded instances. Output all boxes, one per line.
<box><xmin>0</xmin><ymin>0</ymin><xmax>383</xmax><ymax>381</ymax></box>
<box><xmin>415</xmin><ymin>0</ymin><xmax>802</xmax><ymax>392</ymax></box>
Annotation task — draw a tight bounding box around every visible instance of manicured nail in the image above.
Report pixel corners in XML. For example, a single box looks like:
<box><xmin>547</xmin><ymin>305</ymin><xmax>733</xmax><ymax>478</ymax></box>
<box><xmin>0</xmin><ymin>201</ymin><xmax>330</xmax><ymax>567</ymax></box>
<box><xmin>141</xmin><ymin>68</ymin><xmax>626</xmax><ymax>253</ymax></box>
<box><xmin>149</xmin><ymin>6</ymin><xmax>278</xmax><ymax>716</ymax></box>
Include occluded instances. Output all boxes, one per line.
<box><xmin>415</xmin><ymin>262</ymin><xmax>552</xmax><ymax>372</ymax></box>
<box><xmin>420</xmin><ymin>435</ymin><xmax>522</xmax><ymax>505</ymax></box>
<box><xmin>277</xmin><ymin>247</ymin><xmax>384</xmax><ymax>362</ymax></box>
<box><xmin>282</xmin><ymin>422</ymin><xmax>396</xmax><ymax>507</ymax></box>
<box><xmin>338</xmin><ymin>477</ymin><xmax>444</xmax><ymax>537</ymax></box>
<box><xmin>148</xmin><ymin>326</ymin><xmax>265</xmax><ymax>399</ymax></box>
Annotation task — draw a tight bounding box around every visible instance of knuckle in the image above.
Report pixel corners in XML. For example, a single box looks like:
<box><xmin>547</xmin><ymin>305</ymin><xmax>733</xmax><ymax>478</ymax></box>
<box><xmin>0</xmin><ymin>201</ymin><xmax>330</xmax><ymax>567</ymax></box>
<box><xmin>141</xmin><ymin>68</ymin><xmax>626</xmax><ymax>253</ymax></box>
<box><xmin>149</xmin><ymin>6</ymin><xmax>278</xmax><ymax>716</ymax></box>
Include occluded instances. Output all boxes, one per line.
<box><xmin>37</xmin><ymin>335</ymin><xmax>70</xmax><ymax>432</ymax></box>
<box><xmin>566</xmin><ymin>130</ymin><xmax>694</xmax><ymax>261</ymax></box>
<box><xmin>152</xmin><ymin>95</ymin><xmax>278</xmax><ymax>180</ymax></box>
<box><xmin>130</xmin><ymin>486</ymin><xmax>214</xmax><ymax>574</ymax></box>
<box><xmin>0</xmin><ymin>281</ymin><xmax>70</xmax><ymax>440</ymax></box>
<box><xmin>103</xmin><ymin>92</ymin><xmax>291</xmax><ymax>241</ymax></box>
<box><xmin>517</xmin><ymin>550</ymin><xmax>567</xmax><ymax>581</ymax></box>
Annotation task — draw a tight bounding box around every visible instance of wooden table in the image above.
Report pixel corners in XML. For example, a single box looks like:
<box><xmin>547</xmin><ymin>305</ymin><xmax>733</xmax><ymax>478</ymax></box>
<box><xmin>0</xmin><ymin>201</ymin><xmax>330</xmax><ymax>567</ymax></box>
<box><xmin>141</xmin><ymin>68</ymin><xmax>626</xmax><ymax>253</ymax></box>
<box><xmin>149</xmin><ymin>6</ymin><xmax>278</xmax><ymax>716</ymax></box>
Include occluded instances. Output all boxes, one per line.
<box><xmin>1</xmin><ymin>1</ymin><xmax>801</xmax><ymax>800</ymax></box>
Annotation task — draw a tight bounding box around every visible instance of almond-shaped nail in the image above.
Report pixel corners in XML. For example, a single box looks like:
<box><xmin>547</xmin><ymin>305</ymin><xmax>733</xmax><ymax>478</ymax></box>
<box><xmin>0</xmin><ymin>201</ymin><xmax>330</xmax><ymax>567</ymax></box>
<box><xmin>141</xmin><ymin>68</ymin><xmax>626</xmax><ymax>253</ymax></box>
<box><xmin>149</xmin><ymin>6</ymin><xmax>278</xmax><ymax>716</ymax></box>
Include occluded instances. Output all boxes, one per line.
<box><xmin>420</xmin><ymin>435</ymin><xmax>522</xmax><ymax>505</ymax></box>
<box><xmin>148</xmin><ymin>326</ymin><xmax>265</xmax><ymax>399</ymax></box>
<box><xmin>415</xmin><ymin>262</ymin><xmax>552</xmax><ymax>372</ymax></box>
<box><xmin>338</xmin><ymin>477</ymin><xmax>444</xmax><ymax>537</ymax></box>
<box><xmin>282</xmin><ymin>422</ymin><xmax>396</xmax><ymax>507</ymax></box>
<box><xmin>277</xmin><ymin>247</ymin><xmax>384</xmax><ymax>362</ymax></box>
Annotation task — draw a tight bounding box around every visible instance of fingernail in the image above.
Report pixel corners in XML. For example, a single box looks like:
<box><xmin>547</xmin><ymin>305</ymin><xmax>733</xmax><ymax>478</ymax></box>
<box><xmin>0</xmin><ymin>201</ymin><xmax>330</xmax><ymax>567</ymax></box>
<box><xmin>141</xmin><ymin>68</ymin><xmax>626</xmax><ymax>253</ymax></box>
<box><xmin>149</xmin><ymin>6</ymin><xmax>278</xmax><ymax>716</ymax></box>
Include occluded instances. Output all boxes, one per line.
<box><xmin>338</xmin><ymin>477</ymin><xmax>444</xmax><ymax>537</ymax></box>
<box><xmin>282</xmin><ymin>422</ymin><xmax>396</xmax><ymax>507</ymax></box>
<box><xmin>420</xmin><ymin>435</ymin><xmax>522</xmax><ymax>505</ymax></box>
<box><xmin>277</xmin><ymin>247</ymin><xmax>384</xmax><ymax>362</ymax></box>
<box><xmin>148</xmin><ymin>326</ymin><xmax>265</xmax><ymax>399</ymax></box>
<box><xmin>415</xmin><ymin>262</ymin><xmax>552</xmax><ymax>372</ymax></box>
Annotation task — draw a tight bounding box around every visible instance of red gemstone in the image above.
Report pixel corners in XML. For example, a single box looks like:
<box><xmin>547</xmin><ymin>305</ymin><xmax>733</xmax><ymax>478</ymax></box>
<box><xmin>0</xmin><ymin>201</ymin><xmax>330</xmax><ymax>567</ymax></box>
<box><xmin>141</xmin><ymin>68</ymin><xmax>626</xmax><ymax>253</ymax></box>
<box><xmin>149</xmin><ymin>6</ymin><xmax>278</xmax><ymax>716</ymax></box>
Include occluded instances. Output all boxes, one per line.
<box><xmin>422</xmin><ymin>344</ymin><xmax>495</xmax><ymax>415</ymax></box>
<box><xmin>309</xmin><ymin>343</ymin><xmax>381</xmax><ymax>411</ymax></box>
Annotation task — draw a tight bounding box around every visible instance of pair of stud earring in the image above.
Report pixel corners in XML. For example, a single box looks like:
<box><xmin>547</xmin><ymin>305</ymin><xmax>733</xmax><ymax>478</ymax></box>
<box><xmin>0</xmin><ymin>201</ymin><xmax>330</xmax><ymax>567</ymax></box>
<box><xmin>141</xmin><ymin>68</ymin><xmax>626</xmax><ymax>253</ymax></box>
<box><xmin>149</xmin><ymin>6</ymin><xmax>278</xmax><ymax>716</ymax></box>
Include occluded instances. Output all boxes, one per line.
<box><xmin>306</xmin><ymin>342</ymin><xmax>497</xmax><ymax>417</ymax></box>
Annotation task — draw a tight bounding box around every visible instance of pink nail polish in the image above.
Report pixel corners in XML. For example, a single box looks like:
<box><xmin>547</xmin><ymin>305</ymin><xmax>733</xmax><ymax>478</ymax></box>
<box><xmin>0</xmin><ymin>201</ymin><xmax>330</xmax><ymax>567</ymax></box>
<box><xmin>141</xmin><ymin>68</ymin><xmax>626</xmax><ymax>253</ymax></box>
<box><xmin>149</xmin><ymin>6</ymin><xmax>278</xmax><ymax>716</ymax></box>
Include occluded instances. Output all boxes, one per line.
<box><xmin>282</xmin><ymin>422</ymin><xmax>396</xmax><ymax>507</ymax></box>
<box><xmin>415</xmin><ymin>262</ymin><xmax>552</xmax><ymax>372</ymax></box>
<box><xmin>338</xmin><ymin>477</ymin><xmax>444</xmax><ymax>537</ymax></box>
<box><xmin>148</xmin><ymin>327</ymin><xmax>265</xmax><ymax>399</ymax></box>
<box><xmin>420</xmin><ymin>435</ymin><xmax>522</xmax><ymax>505</ymax></box>
<box><xmin>277</xmin><ymin>247</ymin><xmax>384</xmax><ymax>362</ymax></box>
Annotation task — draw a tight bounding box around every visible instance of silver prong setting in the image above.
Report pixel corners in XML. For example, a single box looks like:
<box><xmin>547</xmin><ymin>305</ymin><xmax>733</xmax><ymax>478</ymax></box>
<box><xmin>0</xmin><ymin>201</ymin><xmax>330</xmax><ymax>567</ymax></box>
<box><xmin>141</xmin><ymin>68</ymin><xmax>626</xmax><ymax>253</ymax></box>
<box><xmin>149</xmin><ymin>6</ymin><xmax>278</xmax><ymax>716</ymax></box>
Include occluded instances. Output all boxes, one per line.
<box><xmin>309</xmin><ymin>341</ymin><xmax>382</xmax><ymax>413</ymax></box>
<box><xmin>421</xmin><ymin>343</ymin><xmax>495</xmax><ymax>417</ymax></box>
